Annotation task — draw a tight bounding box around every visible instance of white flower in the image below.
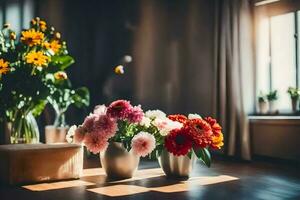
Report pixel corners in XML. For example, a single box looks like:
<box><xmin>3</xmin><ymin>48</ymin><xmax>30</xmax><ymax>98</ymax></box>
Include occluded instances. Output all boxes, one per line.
<box><xmin>139</xmin><ymin>116</ymin><xmax>151</xmax><ymax>128</ymax></box>
<box><xmin>66</xmin><ymin>125</ymin><xmax>77</xmax><ymax>143</ymax></box>
<box><xmin>153</xmin><ymin>118</ymin><xmax>183</xmax><ymax>136</ymax></box>
<box><xmin>93</xmin><ymin>104</ymin><xmax>107</xmax><ymax>115</ymax></box>
<box><xmin>145</xmin><ymin>109</ymin><xmax>166</xmax><ymax>120</ymax></box>
<box><xmin>188</xmin><ymin>113</ymin><xmax>202</xmax><ymax>120</ymax></box>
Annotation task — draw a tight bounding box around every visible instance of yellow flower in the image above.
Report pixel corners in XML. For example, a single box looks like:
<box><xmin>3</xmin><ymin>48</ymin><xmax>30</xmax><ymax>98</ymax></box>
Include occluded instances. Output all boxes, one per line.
<box><xmin>212</xmin><ymin>133</ymin><xmax>224</xmax><ymax>149</ymax></box>
<box><xmin>10</xmin><ymin>32</ymin><xmax>16</xmax><ymax>40</ymax></box>
<box><xmin>54</xmin><ymin>71</ymin><xmax>68</xmax><ymax>80</ymax></box>
<box><xmin>114</xmin><ymin>65</ymin><xmax>124</xmax><ymax>75</ymax></box>
<box><xmin>21</xmin><ymin>29</ymin><xmax>44</xmax><ymax>47</ymax></box>
<box><xmin>0</xmin><ymin>59</ymin><xmax>10</xmax><ymax>75</ymax></box>
<box><xmin>44</xmin><ymin>40</ymin><xmax>61</xmax><ymax>53</ymax></box>
<box><xmin>39</xmin><ymin>20</ymin><xmax>47</xmax><ymax>32</ymax></box>
<box><xmin>31</xmin><ymin>19</ymin><xmax>37</xmax><ymax>25</ymax></box>
<box><xmin>26</xmin><ymin>51</ymin><xmax>49</xmax><ymax>67</ymax></box>
<box><xmin>55</xmin><ymin>32</ymin><xmax>61</xmax><ymax>39</ymax></box>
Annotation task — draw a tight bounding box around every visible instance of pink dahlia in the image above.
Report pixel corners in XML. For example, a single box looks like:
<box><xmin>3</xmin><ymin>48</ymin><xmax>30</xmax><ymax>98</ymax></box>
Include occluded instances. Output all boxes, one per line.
<box><xmin>82</xmin><ymin>114</ymin><xmax>97</xmax><ymax>132</ymax></box>
<box><xmin>94</xmin><ymin>104</ymin><xmax>107</xmax><ymax>115</ymax></box>
<box><xmin>93</xmin><ymin>114</ymin><xmax>118</xmax><ymax>138</ymax></box>
<box><xmin>84</xmin><ymin>132</ymin><xmax>109</xmax><ymax>154</ymax></box>
<box><xmin>131</xmin><ymin>131</ymin><xmax>156</xmax><ymax>157</ymax></box>
<box><xmin>127</xmin><ymin>105</ymin><xmax>144</xmax><ymax>123</ymax></box>
<box><xmin>74</xmin><ymin>125</ymin><xmax>86</xmax><ymax>144</ymax></box>
<box><xmin>106</xmin><ymin>100</ymin><xmax>133</xmax><ymax>120</ymax></box>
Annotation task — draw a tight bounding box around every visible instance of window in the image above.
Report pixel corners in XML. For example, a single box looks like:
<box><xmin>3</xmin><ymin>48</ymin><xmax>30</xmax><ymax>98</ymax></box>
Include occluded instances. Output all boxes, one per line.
<box><xmin>256</xmin><ymin>10</ymin><xmax>300</xmax><ymax>112</ymax></box>
<box><xmin>0</xmin><ymin>0</ymin><xmax>34</xmax><ymax>32</ymax></box>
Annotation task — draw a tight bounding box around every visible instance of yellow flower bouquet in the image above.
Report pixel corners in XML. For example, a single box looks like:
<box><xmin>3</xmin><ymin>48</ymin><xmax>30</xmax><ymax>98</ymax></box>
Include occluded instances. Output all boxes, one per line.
<box><xmin>0</xmin><ymin>17</ymin><xmax>88</xmax><ymax>143</ymax></box>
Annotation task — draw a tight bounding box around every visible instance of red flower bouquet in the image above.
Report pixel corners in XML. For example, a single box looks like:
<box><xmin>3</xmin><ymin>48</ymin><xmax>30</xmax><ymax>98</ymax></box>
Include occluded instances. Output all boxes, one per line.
<box><xmin>159</xmin><ymin>113</ymin><xmax>224</xmax><ymax>167</ymax></box>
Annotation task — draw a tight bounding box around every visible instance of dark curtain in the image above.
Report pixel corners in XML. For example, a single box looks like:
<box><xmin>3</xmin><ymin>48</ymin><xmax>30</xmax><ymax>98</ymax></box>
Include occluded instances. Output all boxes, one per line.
<box><xmin>213</xmin><ymin>0</ymin><xmax>255</xmax><ymax>160</ymax></box>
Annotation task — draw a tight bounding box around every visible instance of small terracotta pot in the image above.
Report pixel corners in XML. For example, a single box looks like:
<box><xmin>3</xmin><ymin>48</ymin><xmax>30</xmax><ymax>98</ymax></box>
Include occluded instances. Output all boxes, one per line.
<box><xmin>45</xmin><ymin>125</ymin><xmax>69</xmax><ymax>144</ymax></box>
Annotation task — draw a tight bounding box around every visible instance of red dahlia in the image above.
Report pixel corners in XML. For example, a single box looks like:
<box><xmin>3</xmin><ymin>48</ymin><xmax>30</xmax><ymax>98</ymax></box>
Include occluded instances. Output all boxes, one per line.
<box><xmin>164</xmin><ymin>128</ymin><xmax>193</xmax><ymax>156</ymax></box>
<box><xmin>168</xmin><ymin>114</ymin><xmax>188</xmax><ymax>124</ymax></box>
<box><xmin>204</xmin><ymin>117</ymin><xmax>222</xmax><ymax>136</ymax></box>
<box><xmin>185</xmin><ymin>118</ymin><xmax>213</xmax><ymax>148</ymax></box>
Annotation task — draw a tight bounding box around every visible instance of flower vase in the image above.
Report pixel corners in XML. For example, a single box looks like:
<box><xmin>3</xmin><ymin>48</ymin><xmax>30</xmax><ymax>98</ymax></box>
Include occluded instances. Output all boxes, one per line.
<box><xmin>100</xmin><ymin>142</ymin><xmax>140</xmax><ymax>179</ymax></box>
<box><xmin>268</xmin><ymin>100</ymin><xmax>277</xmax><ymax>114</ymax></box>
<box><xmin>10</xmin><ymin>111</ymin><xmax>40</xmax><ymax>144</ymax></box>
<box><xmin>258</xmin><ymin>101</ymin><xmax>268</xmax><ymax>114</ymax></box>
<box><xmin>291</xmin><ymin>98</ymin><xmax>299</xmax><ymax>113</ymax></box>
<box><xmin>45</xmin><ymin>126</ymin><xmax>68</xmax><ymax>144</ymax></box>
<box><xmin>45</xmin><ymin>112</ymin><xmax>68</xmax><ymax>144</ymax></box>
<box><xmin>158</xmin><ymin>149</ymin><xmax>196</xmax><ymax>179</ymax></box>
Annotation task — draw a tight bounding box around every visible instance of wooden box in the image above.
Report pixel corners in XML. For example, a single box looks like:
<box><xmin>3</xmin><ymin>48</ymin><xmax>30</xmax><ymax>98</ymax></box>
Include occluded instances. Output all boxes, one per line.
<box><xmin>0</xmin><ymin>143</ymin><xmax>83</xmax><ymax>185</ymax></box>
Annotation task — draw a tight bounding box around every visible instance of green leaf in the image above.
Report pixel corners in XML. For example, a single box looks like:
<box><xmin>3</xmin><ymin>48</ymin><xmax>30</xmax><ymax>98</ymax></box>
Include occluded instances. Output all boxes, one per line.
<box><xmin>193</xmin><ymin>147</ymin><xmax>211</xmax><ymax>167</ymax></box>
<box><xmin>71</xmin><ymin>87</ymin><xmax>90</xmax><ymax>108</ymax></box>
<box><xmin>31</xmin><ymin>100</ymin><xmax>47</xmax><ymax>117</ymax></box>
<box><xmin>50</xmin><ymin>55</ymin><xmax>75</xmax><ymax>70</ymax></box>
<box><xmin>187</xmin><ymin>151</ymin><xmax>192</xmax><ymax>159</ymax></box>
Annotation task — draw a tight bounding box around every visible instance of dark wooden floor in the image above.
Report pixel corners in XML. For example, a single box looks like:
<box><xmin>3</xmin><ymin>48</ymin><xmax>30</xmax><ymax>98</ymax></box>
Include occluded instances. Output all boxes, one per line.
<box><xmin>1</xmin><ymin>157</ymin><xmax>300</xmax><ymax>200</ymax></box>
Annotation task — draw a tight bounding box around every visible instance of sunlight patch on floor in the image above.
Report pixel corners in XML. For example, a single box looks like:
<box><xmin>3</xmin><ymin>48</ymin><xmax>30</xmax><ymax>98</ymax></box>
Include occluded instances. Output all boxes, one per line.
<box><xmin>22</xmin><ymin>180</ymin><xmax>95</xmax><ymax>191</ymax></box>
<box><xmin>152</xmin><ymin>175</ymin><xmax>239</xmax><ymax>193</ymax></box>
<box><xmin>87</xmin><ymin>185</ymin><xmax>150</xmax><ymax>197</ymax></box>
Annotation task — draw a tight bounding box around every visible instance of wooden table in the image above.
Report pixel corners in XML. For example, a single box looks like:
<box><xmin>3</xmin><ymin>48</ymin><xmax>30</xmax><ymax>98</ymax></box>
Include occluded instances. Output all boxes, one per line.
<box><xmin>0</xmin><ymin>158</ymin><xmax>300</xmax><ymax>199</ymax></box>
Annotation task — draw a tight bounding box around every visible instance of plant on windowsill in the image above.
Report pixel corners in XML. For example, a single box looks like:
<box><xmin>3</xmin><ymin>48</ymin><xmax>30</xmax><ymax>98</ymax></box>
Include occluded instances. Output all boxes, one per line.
<box><xmin>258</xmin><ymin>92</ymin><xmax>268</xmax><ymax>114</ymax></box>
<box><xmin>267</xmin><ymin>90</ymin><xmax>278</xmax><ymax>114</ymax></box>
<box><xmin>45</xmin><ymin>74</ymin><xmax>90</xmax><ymax>144</ymax></box>
<box><xmin>287</xmin><ymin>87</ymin><xmax>300</xmax><ymax>113</ymax></box>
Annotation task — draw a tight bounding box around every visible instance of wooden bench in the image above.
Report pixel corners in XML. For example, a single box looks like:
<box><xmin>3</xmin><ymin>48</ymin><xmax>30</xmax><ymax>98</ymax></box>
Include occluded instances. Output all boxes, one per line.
<box><xmin>0</xmin><ymin>143</ymin><xmax>83</xmax><ymax>185</ymax></box>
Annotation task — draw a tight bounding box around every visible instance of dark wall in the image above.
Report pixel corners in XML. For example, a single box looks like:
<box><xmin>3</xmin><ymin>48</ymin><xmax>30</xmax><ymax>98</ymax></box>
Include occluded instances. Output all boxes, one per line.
<box><xmin>133</xmin><ymin>0</ymin><xmax>216</xmax><ymax>115</ymax></box>
<box><xmin>36</xmin><ymin>0</ymin><xmax>216</xmax><ymax>125</ymax></box>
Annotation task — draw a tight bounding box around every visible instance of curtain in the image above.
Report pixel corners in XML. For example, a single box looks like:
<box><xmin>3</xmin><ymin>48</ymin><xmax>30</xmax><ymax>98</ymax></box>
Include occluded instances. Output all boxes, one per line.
<box><xmin>213</xmin><ymin>0</ymin><xmax>255</xmax><ymax>160</ymax></box>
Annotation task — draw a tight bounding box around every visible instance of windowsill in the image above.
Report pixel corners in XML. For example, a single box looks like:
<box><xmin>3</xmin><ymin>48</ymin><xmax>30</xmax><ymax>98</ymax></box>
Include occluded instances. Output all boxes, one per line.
<box><xmin>248</xmin><ymin>115</ymin><xmax>300</xmax><ymax>120</ymax></box>
<box><xmin>248</xmin><ymin>114</ymin><xmax>300</xmax><ymax>125</ymax></box>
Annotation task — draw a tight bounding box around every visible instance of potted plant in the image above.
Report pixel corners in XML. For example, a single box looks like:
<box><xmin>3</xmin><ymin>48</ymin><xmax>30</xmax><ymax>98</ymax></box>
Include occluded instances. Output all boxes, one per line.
<box><xmin>141</xmin><ymin>111</ymin><xmax>224</xmax><ymax>179</ymax></box>
<box><xmin>45</xmin><ymin>73</ymin><xmax>89</xmax><ymax>143</ymax></box>
<box><xmin>267</xmin><ymin>90</ymin><xmax>278</xmax><ymax>114</ymax></box>
<box><xmin>287</xmin><ymin>87</ymin><xmax>300</xmax><ymax>112</ymax></box>
<box><xmin>67</xmin><ymin>100</ymin><xmax>156</xmax><ymax>179</ymax></box>
<box><xmin>258</xmin><ymin>92</ymin><xmax>268</xmax><ymax>114</ymax></box>
<box><xmin>0</xmin><ymin>18</ymin><xmax>74</xmax><ymax>144</ymax></box>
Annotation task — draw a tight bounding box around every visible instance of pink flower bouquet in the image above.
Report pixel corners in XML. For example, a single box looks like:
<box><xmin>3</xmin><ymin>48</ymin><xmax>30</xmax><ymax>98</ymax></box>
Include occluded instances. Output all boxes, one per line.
<box><xmin>67</xmin><ymin>100</ymin><xmax>156</xmax><ymax>157</ymax></box>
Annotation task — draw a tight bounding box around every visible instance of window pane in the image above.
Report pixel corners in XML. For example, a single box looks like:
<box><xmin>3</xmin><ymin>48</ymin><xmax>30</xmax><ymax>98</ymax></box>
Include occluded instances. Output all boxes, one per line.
<box><xmin>298</xmin><ymin>11</ymin><xmax>300</xmax><ymax>88</ymax></box>
<box><xmin>0</xmin><ymin>6</ymin><xmax>3</xmax><ymax>26</ymax></box>
<box><xmin>6</xmin><ymin>0</ymin><xmax>21</xmax><ymax>33</ymax></box>
<box><xmin>270</xmin><ymin>13</ymin><xmax>296</xmax><ymax>112</ymax></box>
<box><xmin>23</xmin><ymin>0</ymin><xmax>34</xmax><ymax>29</ymax></box>
<box><xmin>256</xmin><ymin>18</ymin><xmax>270</xmax><ymax>96</ymax></box>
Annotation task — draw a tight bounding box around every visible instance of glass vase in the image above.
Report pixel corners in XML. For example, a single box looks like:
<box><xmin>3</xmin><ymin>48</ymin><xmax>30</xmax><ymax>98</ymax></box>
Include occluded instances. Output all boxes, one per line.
<box><xmin>54</xmin><ymin>111</ymin><xmax>66</xmax><ymax>127</ymax></box>
<box><xmin>44</xmin><ymin>111</ymin><xmax>68</xmax><ymax>144</ymax></box>
<box><xmin>10</xmin><ymin>111</ymin><xmax>40</xmax><ymax>144</ymax></box>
